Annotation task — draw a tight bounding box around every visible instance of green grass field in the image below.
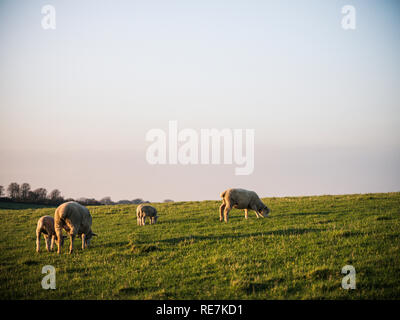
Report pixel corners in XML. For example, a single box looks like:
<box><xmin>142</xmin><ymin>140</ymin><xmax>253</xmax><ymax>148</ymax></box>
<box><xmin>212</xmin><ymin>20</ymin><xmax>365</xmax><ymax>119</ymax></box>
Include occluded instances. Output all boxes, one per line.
<box><xmin>0</xmin><ymin>192</ymin><xmax>399</xmax><ymax>300</ymax></box>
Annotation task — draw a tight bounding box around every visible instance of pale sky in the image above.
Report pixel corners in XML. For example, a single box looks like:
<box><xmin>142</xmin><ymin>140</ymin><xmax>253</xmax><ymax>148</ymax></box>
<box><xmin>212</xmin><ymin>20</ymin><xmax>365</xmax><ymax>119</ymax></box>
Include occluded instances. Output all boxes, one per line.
<box><xmin>0</xmin><ymin>0</ymin><xmax>399</xmax><ymax>202</ymax></box>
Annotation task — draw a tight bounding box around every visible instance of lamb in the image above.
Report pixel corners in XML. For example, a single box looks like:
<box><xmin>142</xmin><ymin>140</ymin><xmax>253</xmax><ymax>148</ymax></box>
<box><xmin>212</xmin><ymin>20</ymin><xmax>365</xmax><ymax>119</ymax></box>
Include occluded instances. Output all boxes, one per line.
<box><xmin>54</xmin><ymin>201</ymin><xmax>97</xmax><ymax>254</ymax></box>
<box><xmin>36</xmin><ymin>216</ymin><xmax>66</xmax><ymax>252</ymax></box>
<box><xmin>219</xmin><ymin>188</ymin><xmax>271</xmax><ymax>223</ymax></box>
<box><xmin>136</xmin><ymin>204</ymin><xmax>158</xmax><ymax>226</ymax></box>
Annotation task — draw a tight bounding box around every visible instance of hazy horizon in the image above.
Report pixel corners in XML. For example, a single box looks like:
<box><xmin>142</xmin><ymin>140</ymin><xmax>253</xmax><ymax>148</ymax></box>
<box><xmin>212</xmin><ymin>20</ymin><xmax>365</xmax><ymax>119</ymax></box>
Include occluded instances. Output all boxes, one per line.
<box><xmin>1</xmin><ymin>0</ymin><xmax>399</xmax><ymax>202</ymax></box>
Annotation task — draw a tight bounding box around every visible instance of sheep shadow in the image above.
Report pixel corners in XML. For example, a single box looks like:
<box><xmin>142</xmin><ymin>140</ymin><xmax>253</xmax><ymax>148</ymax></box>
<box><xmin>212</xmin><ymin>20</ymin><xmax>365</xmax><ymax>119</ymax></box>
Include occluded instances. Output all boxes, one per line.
<box><xmin>143</xmin><ymin>227</ymin><xmax>321</xmax><ymax>246</ymax></box>
<box><xmin>164</xmin><ymin>216</ymin><xmax>206</xmax><ymax>224</ymax></box>
<box><xmin>68</xmin><ymin>266</ymin><xmax>102</xmax><ymax>273</ymax></box>
<box><xmin>101</xmin><ymin>241</ymin><xmax>130</xmax><ymax>249</ymax></box>
<box><xmin>245</xmin><ymin>278</ymin><xmax>285</xmax><ymax>294</ymax></box>
<box><xmin>279</xmin><ymin>211</ymin><xmax>333</xmax><ymax>218</ymax></box>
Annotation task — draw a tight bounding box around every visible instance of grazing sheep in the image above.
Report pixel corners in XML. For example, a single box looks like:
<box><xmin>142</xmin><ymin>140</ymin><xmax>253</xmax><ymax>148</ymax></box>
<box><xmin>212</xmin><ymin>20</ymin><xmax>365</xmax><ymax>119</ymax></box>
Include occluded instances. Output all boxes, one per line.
<box><xmin>36</xmin><ymin>216</ymin><xmax>66</xmax><ymax>252</ymax></box>
<box><xmin>54</xmin><ymin>201</ymin><xmax>97</xmax><ymax>254</ymax></box>
<box><xmin>219</xmin><ymin>188</ymin><xmax>271</xmax><ymax>223</ymax></box>
<box><xmin>136</xmin><ymin>204</ymin><xmax>158</xmax><ymax>226</ymax></box>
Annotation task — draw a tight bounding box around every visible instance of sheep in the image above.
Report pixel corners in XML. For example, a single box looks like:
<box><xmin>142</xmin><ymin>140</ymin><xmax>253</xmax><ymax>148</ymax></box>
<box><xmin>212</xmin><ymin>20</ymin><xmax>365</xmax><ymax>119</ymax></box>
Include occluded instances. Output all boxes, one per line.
<box><xmin>54</xmin><ymin>201</ymin><xmax>97</xmax><ymax>254</ymax></box>
<box><xmin>219</xmin><ymin>188</ymin><xmax>271</xmax><ymax>223</ymax></box>
<box><xmin>36</xmin><ymin>216</ymin><xmax>66</xmax><ymax>252</ymax></box>
<box><xmin>136</xmin><ymin>204</ymin><xmax>158</xmax><ymax>226</ymax></box>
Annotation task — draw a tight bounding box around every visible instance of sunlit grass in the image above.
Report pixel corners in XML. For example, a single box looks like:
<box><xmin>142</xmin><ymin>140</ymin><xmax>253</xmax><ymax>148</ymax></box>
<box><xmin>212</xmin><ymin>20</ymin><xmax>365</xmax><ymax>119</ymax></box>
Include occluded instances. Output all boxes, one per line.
<box><xmin>0</xmin><ymin>192</ymin><xmax>399</xmax><ymax>299</ymax></box>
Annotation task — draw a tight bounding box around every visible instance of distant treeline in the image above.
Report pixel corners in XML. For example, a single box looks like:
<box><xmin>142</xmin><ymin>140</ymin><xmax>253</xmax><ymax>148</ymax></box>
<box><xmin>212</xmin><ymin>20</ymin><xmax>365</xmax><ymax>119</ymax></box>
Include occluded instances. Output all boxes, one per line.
<box><xmin>0</xmin><ymin>182</ymin><xmax>173</xmax><ymax>206</ymax></box>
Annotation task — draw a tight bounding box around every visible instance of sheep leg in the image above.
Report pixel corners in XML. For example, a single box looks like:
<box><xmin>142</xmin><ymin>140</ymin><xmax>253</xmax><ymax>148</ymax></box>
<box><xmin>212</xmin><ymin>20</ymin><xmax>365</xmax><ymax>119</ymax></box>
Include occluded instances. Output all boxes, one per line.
<box><xmin>55</xmin><ymin>227</ymin><xmax>63</xmax><ymax>254</ymax></box>
<box><xmin>69</xmin><ymin>228</ymin><xmax>77</xmax><ymax>254</ymax></box>
<box><xmin>81</xmin><ymin>234</ymin><xmax>86</xmax><ymax>250</ymax></box>
<box><xmin>219</xmin><ymin>203</ymin><xmax>226</xmax><ymax>222</ymax></box>
<box><xmin>69</xmin><ymin>234</ymin><xmax>75</xmax><ymax>254</ymax></box>
<box><xmin>251</xmin><ymin>205</ymin><xmax>261</xmax><ymax>218</ymax></box>
<box><xmin>45</xmin><ymin>235</ymin><xmax>51</xmax><ymax>252</ymax></box>
<box><xmin>223</xmin><ymin>205</ymin><xmax>231</xmax><ymax>223</ymax></box>
<box><xmin>244</xmin><ymin>209</ymin><xmax>248</xmax><ymax>219</ymax></box>
<box><xmin>137</xmin><ymin>216</ymin><xmax>141</xmax><ymax>226</ymax></box>
<box><xmin>142</xmin><ymin>216</ymin><xmax>146</xmax><ymax>225</ymax></box>
<box><xmin>36</xmin><ymin>231</ymin><xmax>41</xmax><ymax>252</ymax></box>
<box><xmin>50</xmin><ymin>235</ymin><xmax>55</xmax><ymax>251</ymax></box>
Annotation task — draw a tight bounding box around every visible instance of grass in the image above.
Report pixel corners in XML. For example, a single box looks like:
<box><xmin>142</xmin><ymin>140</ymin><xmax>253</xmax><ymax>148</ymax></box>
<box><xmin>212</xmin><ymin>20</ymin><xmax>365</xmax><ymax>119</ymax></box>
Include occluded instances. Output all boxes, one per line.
<box><xmin>0</xmin><ymin>192</ymin><xmax>399</xmax><ymax>300</ymax></box>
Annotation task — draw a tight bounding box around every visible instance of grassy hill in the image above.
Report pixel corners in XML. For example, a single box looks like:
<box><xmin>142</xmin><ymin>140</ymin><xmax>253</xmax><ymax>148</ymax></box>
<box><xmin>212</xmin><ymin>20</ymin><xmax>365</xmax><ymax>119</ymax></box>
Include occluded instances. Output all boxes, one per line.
<box><xmin>0</xmin><ymin>192</ymin><xmax>399</xmax><ymax>299</ymax></box>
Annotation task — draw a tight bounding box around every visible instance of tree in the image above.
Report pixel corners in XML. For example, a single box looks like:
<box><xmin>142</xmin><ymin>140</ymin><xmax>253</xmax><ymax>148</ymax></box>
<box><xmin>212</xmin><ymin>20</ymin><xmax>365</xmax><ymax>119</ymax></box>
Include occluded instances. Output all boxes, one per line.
<box><xmin>27</xmin><ymin>191</ymin><xmax>37</xmax><ymax>202</ymax></box>
<box><xmin>48</xmin><ymin>189</ymin><xmax>63</xmax><ymax>204</ymax></box>
<box><xmin>48</xmin><ymin>189</ymin><xmax>61</xmax><ymax>200</ymax></box>
<box><xmin>100</xmin><ymin>197</ymin><xmax>113</xmax><ymax>205</ymax></box>
<box><xmin>33</xmin><ymin>188</ymin><xmax>47</xmax><ymax>203</ymax></box>
<box><xmin>0</xmin><ymin>185</ymin><xmax>4</xmax><ymax>197</ymax></box>
<box><xmin>163</xmin><ymin>199</ymin><xmax>174</xmax><ymax>203</ymax></box>
<box><xmin>7</xmin><ymin>182</ymin><xmax>20</xmax><ymax>200</ymax></box>
<box><xmin>77</xmin><ymin>197</ymin><xmax>100</xmax><ymax>206</ymax></box>
<box><xmin>86</xmin><ymin>198</ymin><xmax>101</xmax><ymax>205</ymax></box>
<box><xmin>131</xmin><ymin>198</ymin><xmax>143</xmax><ymax>204</ymax></box>
<box><xmin>77</xmin><ymin>197</ymin><xmax>88</xmax><ymax>205</ymax></box>
<box><xmin>20</xmin><ymin>183</ymin><xmax>31</xmax><ymax>201</ymax></box>
<box><xmin>117</xmin><ymin>200</ymin><xmax>132</xmax><ymax>205</ymax></box>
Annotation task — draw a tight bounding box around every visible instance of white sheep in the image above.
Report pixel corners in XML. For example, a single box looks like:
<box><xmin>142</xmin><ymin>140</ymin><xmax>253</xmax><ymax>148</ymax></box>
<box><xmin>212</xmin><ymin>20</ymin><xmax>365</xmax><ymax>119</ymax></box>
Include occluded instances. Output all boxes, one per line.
<box><xmin>36</xmin><ymin>216</ymin><xmax>57</xmax><ymax>252</ymax></box>
<box><xmin>54</xmin><ymin>201</ymin><xmax>97</xmax><ymax>254</ymax></box>
<box><xmin>136</xmin><ymin>204</ymin><xmax>158</xmax><ymax>226</ymax></box>
<box><xmin>219</xmin><ymin>188</ymin><xmax>271</xmax><ymax>222</ymax></box>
